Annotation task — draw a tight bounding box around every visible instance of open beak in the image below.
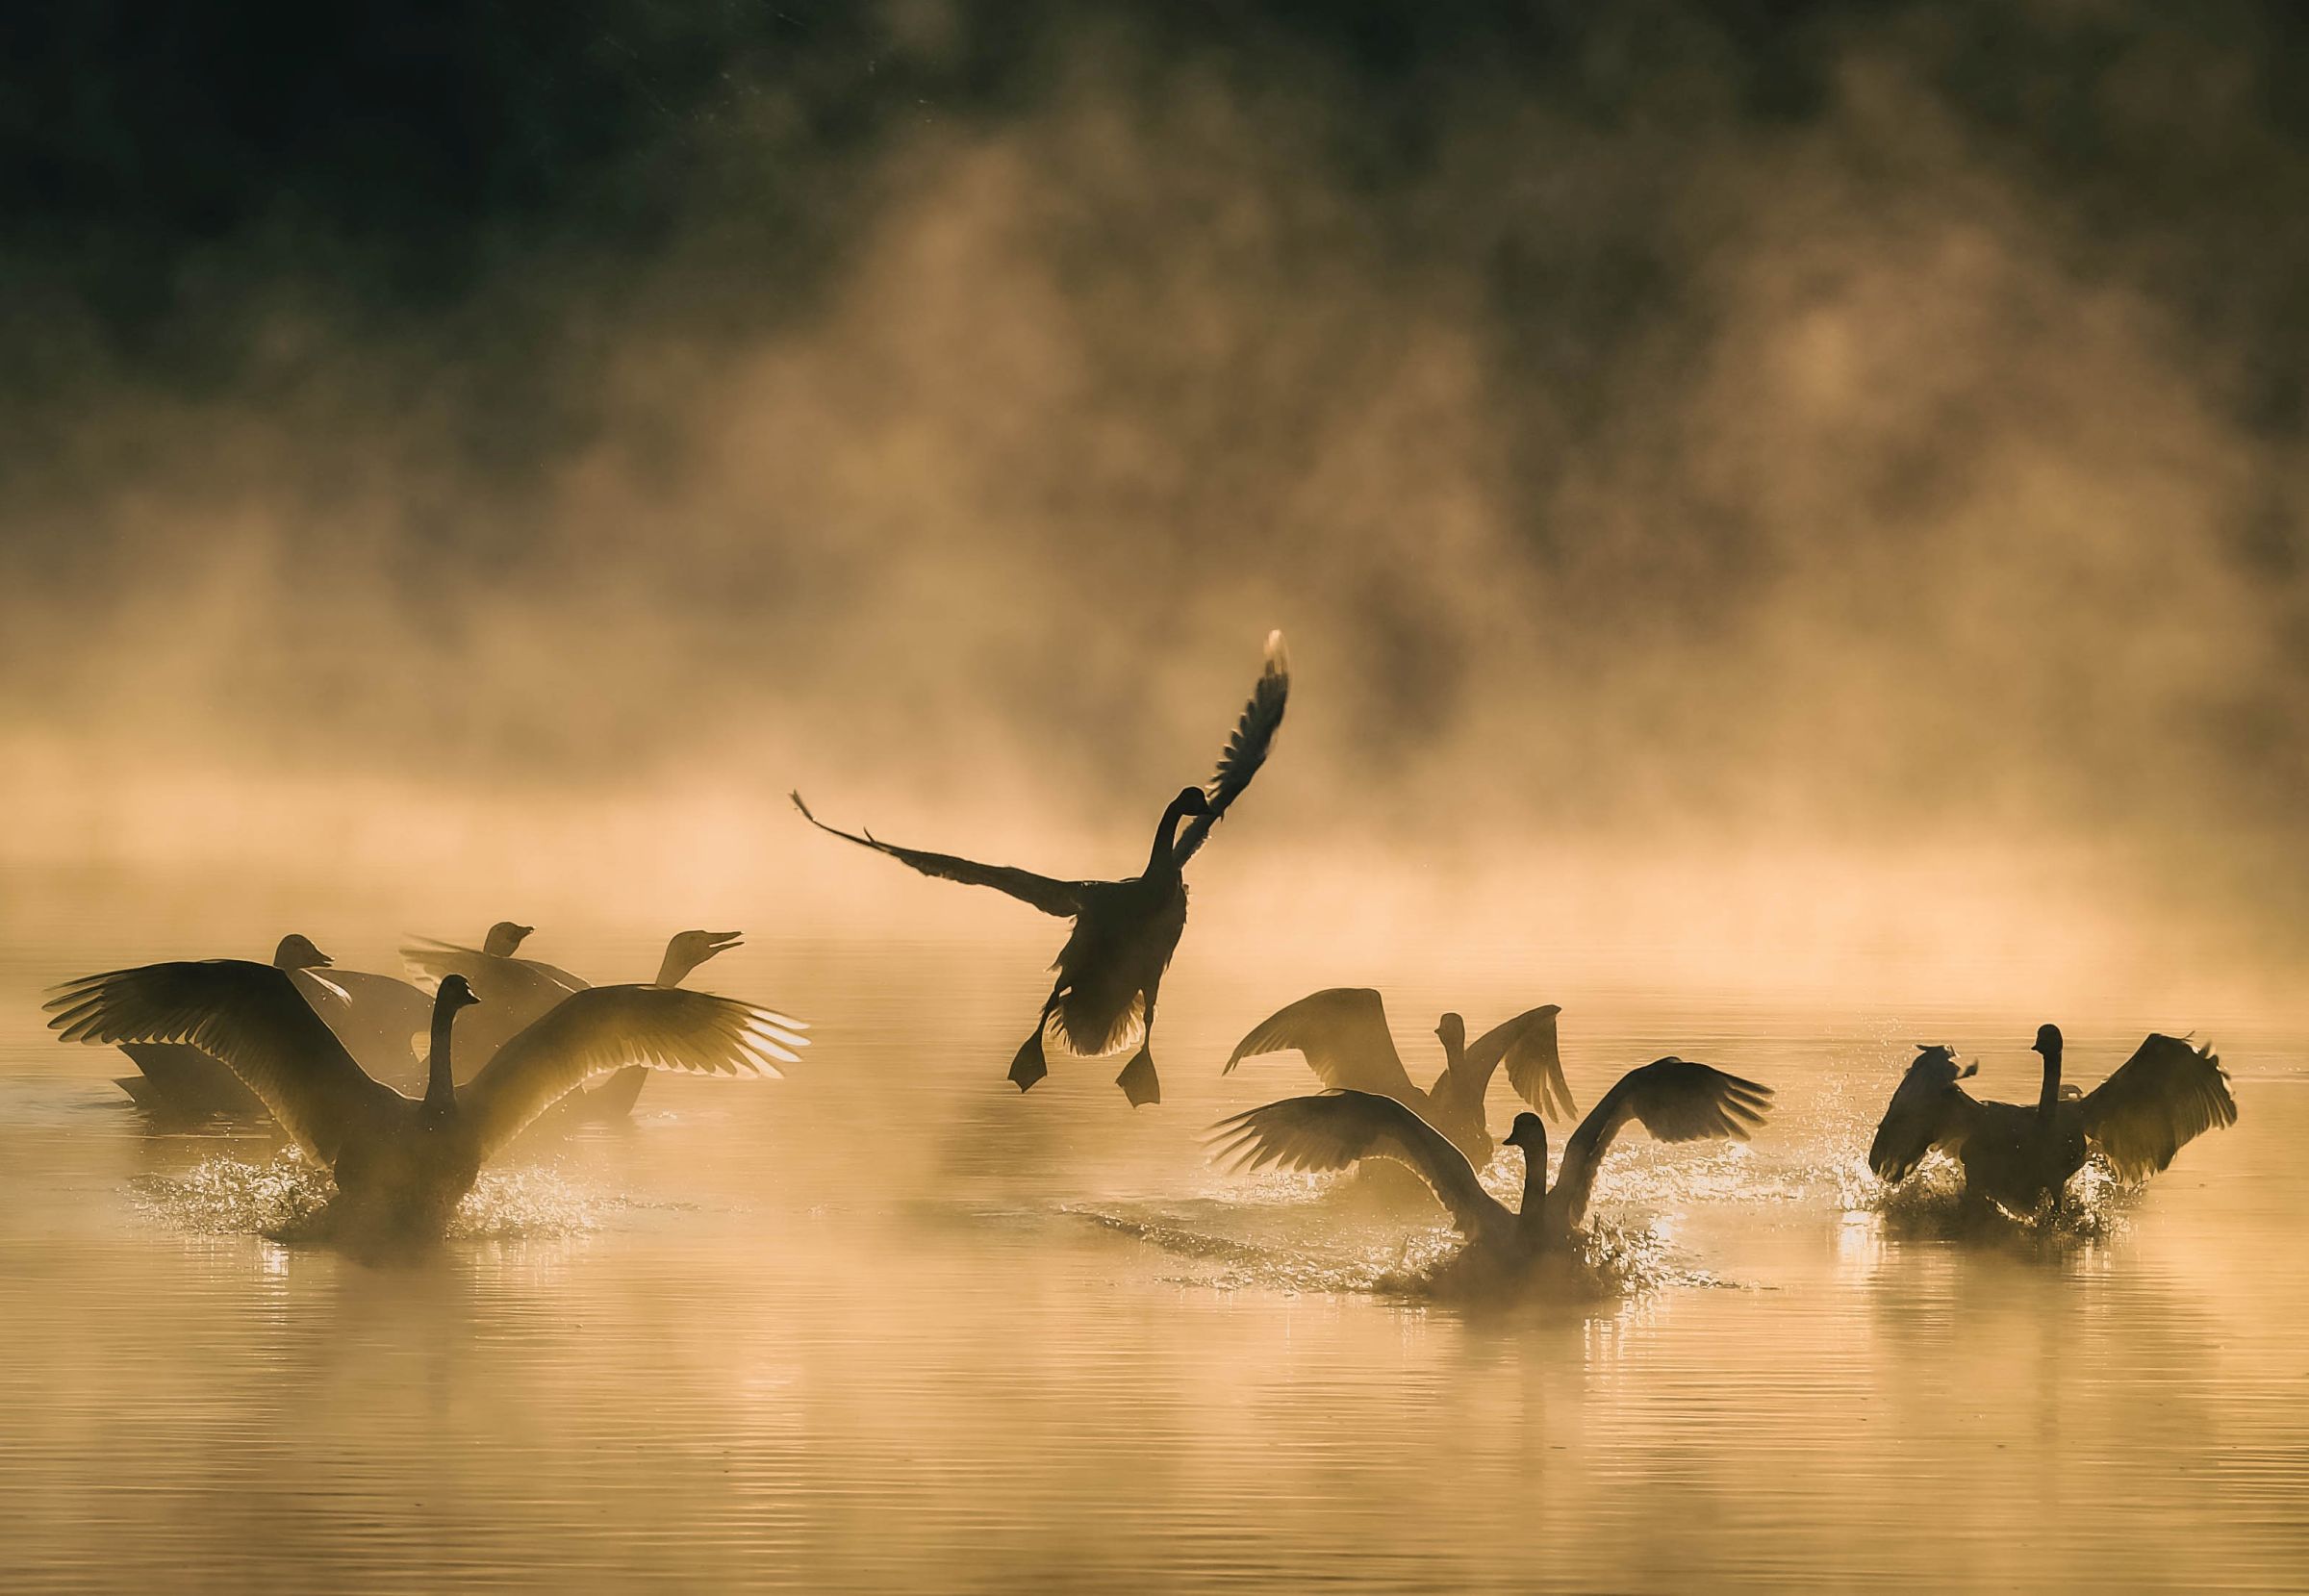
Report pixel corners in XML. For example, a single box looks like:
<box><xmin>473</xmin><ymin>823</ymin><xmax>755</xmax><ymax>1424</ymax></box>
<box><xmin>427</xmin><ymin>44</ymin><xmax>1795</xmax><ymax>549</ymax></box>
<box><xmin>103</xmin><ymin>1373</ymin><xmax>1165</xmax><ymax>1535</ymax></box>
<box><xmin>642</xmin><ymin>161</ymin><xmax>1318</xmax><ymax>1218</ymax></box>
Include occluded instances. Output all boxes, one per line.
<box><xmin>706</xmin><ymin>931</ymin><xmax>745</xmax><ymax>953</ymax></box>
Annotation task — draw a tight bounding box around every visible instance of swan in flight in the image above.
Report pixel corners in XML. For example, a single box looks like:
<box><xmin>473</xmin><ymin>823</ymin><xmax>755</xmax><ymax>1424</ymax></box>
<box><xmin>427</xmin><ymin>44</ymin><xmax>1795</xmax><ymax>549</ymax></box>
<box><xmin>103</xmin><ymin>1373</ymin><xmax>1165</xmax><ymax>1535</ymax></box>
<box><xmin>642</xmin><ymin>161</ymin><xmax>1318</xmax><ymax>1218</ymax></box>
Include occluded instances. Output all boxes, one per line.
<box><xmin>403</xmin><ymin>926</ymin><xmax>745</xmax><ymax>1122</ymax></box>
<box><xmin>113</xmin><ymin>933</ymin><xmax>434</xmax><ymax>1117</ymax></box>
<box><xmin>1868</xmin><ymin>1026</ymin><xmax>2236</xmax><ymax>1214</ymax></box>
<box><xmin>794</xmin><ymin>630</ymin><xmax>1289</xmax><ymax>1106</ymax></box>
<box><xmin>1223</xmin><ymin>988</ymin><xmax>1576</xmax><ymax>1167</ymax></box>
<box><xmin>47</xmin><ymin>959</ymin><xmax>808</xmax><ymax>1247</ymax></box>
<box><xmin>1209</xmin><ymin>1060</ymin><xmax>1772</xmax><ymax>1285</ymax></box>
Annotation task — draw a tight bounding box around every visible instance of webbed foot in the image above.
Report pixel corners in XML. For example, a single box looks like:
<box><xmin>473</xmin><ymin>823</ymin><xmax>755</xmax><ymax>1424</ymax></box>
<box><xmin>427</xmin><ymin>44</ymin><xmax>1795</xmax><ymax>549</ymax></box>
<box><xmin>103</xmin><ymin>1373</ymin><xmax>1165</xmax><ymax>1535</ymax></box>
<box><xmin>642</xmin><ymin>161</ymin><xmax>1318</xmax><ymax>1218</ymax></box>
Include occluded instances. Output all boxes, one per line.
<box><xmin>1115</xmin><ymin>1047</ymin><xmax>1160</xmax><ymax>1107</ymax></box>
<box><xmin>1008</xmin><ymin>1030</ymin><xmax>1050</xmax><ymax>1092</ymax></box>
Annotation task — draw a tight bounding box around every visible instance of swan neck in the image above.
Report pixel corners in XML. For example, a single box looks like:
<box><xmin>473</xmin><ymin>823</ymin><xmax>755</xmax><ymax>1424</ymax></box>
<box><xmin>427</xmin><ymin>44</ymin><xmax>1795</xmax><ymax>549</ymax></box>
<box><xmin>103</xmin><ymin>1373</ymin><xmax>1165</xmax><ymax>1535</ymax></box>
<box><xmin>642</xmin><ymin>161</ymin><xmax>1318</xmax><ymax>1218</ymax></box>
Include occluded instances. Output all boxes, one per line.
<box><xmin>1519</xmin><ymin>1138</ymin><xmax>1550</xmax><ymax>1219</ymax></box>
<box><xmin>2036</xmin><ymin>1042</ymin><xmax>2062</xmax><ymax>1124</ymax></box>
<box><xmin>424</xmin><ymin>1004</ymin><xmax>459</xmax><ymax>1121</ymax></box>
<box><xmin>1149</xmin><ymin>795</ymin><xmax>1196</xmax><ymax>873</ymax></box>
<box><xmin>653</xmin><ymin>947</ymin><xmax>690</xmax><ymax>988</ymax></box>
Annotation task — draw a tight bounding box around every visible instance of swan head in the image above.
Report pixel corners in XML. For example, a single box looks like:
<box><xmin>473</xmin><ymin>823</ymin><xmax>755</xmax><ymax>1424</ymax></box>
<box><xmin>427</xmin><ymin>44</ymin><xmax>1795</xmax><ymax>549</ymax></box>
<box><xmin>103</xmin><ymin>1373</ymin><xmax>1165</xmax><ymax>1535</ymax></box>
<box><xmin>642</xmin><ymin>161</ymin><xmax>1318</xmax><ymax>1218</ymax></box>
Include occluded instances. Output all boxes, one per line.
<box><xmin>482</xmin><ymin>922</ymin><xmax>535</xmax><ymax>958</ymax></box>
<box><xmin>1434</xmin><ymin>1013</ymin><xmax>1467</xmax><ymax>1052</ymax></box>
<box><xmin>1868</xmin><ymin>1044</ymin><xmax>1973</xmax><ymax>1182</ymax></box>
<box><xmin>1175</xmin><ymin>786</ymin><xmax>1213</xmax><ymax>818</ymax></box>
<box><xmin>271</xmin><ymin>934</ymin><xmax>332</xmax><ymax>971</ymax></box>
<box><xmin>435</xmin><ymin>974</ymin><xmax>481</xmax><ymax>1012</ymax></box>
<box><xmin>1503</xmin><ymin>1111</ymin><xmax>1548</xmax><ymax>1155</ymax></box>
<box><xmin>660</xmin><ymin>929</ymin><xmax>743</xmax><ymax>986</ymax></box>
<box><xmin>2030</xmin><ymin>1023</ymin><xmax>2064</xmax><ymax>1058</ymax></box>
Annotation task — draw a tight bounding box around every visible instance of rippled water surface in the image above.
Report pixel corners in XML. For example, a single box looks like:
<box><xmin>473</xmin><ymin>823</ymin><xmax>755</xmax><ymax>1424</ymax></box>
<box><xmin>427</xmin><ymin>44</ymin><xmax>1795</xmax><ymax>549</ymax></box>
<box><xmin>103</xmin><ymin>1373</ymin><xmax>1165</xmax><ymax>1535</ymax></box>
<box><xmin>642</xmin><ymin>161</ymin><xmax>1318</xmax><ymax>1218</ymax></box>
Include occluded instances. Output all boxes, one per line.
<box><xmin>3</xmin><ymin>912</ymin><xmax>2303</xmax><ymax>1593</ymax></box>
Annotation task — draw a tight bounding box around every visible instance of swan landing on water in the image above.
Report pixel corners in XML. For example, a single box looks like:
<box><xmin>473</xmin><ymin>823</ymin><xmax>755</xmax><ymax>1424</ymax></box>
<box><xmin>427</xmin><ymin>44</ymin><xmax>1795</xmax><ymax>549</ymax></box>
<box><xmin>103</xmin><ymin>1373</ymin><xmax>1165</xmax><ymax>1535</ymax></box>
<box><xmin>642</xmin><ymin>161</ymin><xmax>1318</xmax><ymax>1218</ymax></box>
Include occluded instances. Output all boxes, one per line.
<box><xmin>47</xmin><ymin>960</ymin><xmax>809</xmax><ymax>1249</ymax></box>
<box><xmin>1868</xmin><ymin>1026</ymin><xmax>2237</xmax><ymax>1216</ymax></box>
<box><xmin>1209</xmin><ymin>1059</ymin><xmax>1772</xmax><ymax>1290</ymax></box>
<box><xmin>1224</xmin><ymin>987</ymin><xmax>1577</xmax><ymax>1168</ymax></box>
<box><xmin>794</xmin><ymin>629</ymin><xmax>1289</xmax><ymax>1107</ymax></box>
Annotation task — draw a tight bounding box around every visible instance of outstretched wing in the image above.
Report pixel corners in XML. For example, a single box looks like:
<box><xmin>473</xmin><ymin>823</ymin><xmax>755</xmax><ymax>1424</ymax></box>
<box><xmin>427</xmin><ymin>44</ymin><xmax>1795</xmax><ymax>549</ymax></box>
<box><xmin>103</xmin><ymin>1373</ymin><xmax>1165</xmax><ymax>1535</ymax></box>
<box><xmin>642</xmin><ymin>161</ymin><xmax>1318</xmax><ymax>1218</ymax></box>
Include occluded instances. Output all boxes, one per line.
<box><xmin>46</xmin><ymin>960</ymin><xmax>401</xmax><ymax>1162</ymax></box>
<box><xmin>458</xmin><ymin>985</ymin><xmax>810</xmax><ymax>1157</ymax></box>
<box><xmin>791</xmin><ymin>792</ymin><xmax>1084</xmax><ymax>919</ymax></box>
<box><xmin>1464</xmin><ymin>1005</ymin><xmax>1576</xmax><ymax>1120</ymax></box>
<box><xmin>1207</xmin><ymin>1089</ymin><xmax>1511</xmax><ymax>1246</ymax></box>
<box><xmin>1223</xmin><ymin>987</ymin><xmax>1421</xmax><ymax>1098</ymax></box>
<box><xmin>1550</xmin><ymin>1058</ymin><xmax>1772</xmax><ymax>1230</ymax></box>
<box><xmin>2080</xmin><ymin>1034</ymin><xmax>2237</xmax><ymax>1182</ymax></box>
<box><xmin>1173</xmin><ymin>630</ymin><xmax>1290</xmax><ymax>866</ymax></box>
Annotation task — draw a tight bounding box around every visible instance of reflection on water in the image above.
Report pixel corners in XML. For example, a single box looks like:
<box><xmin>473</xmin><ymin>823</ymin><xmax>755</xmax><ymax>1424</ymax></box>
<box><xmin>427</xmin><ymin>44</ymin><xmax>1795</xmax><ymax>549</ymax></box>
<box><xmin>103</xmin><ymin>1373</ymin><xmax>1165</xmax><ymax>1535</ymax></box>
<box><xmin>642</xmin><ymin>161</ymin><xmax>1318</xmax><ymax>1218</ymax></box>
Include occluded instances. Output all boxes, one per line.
<box><xmin>2</xmin><ymin>924</ymin><xmax>2303</xmax><ymax>1593</ymax></box>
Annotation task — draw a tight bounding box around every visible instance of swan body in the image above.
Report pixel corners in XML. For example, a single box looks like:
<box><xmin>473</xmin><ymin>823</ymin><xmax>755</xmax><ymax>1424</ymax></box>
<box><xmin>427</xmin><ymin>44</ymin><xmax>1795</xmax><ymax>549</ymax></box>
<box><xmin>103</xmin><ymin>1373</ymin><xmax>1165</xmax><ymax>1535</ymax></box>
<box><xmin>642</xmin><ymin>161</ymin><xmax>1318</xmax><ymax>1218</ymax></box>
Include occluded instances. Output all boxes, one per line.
<box><xmin>1210</xmin><ymin>1059</ymin><xmax>1772</xmax><ymax>1285</ymax></box>
<box><xmin>795</xmin><ymin>630</ymin><xmax>1288</xmax><ymax>1106</ymax></box>
<box><xmin>1224</xmin><ymin>988</ymin><xmax>1576</xmax><ymax>1167</ymax></box>
<box><xmin>1869</xmin><ymin>1026</ymin><xmax>2236</xmax><ymax>1214</ymax></box>
<box><xmin>113</xmin><ymin>933</ymin><xmax>434</xmax><ymax>1117</ymax></box>
<box><xmin>48</xmin><ymin>957</ymin><xmax>808</xmax><ymax>1249</ymax></box>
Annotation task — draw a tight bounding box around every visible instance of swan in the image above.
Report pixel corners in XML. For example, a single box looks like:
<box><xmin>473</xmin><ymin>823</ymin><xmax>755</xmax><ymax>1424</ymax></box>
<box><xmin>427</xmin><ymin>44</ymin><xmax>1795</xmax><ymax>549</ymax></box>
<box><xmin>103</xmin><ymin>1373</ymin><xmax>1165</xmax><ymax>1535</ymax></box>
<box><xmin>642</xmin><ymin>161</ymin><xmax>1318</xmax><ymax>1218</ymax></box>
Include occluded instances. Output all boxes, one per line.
<box><xmin>1868</xmin><ymin>1026</ymin><xmax>2236</xmax><ymax>1214</ymax></box>
<box><xmin>1209</xmin><ymin>1061</ymin><xmax>1772</xmax><ymax>1286</ymax></box>
<box><xmin>47</xmin><ymin>959</ymin><xmax>808</xmax><ymax>1248</ymax></box>
<box><xmin>402</xmin><ymin>927</ymin><xmax>745</xmax><ymax>1122</ymax></box>
<box><xmin>794</xmin><ymin>630</ymin><xmax>1289</xmax><ymax>1106</ymax></box>
<box><xmin>113</xmin><ymin>933</ymin><xmax>435</xmax><ymax>1117</ymax></box>
<box><xmin>1223</xmin><ymin>988</ymin><xmax>1576</xmax><ymax>1167</ymax></box>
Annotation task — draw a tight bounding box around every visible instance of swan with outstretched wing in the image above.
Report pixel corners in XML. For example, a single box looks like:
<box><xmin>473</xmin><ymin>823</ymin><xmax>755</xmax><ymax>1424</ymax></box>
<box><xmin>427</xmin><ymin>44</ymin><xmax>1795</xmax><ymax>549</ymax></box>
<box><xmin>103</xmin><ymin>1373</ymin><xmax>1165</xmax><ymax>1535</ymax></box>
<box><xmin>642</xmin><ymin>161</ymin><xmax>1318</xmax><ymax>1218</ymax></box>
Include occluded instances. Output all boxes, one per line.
<box><xmin>48</xmin><ymin>955</ymin><xmax>807</xmax><ymax>1249</ymax></box>
<box><xmin>1210</xmin><ymin>1057</ymin><xmax>1771</xmax><ymax>1275</ymax></box>
<box><xmin>796</xmin><ymin>629</ymin><xmax>1288</xmax><ymax>1106</ymax></box>
<box><xmin>1869</xmin><ymin>1027</ymin><xmax>2235</xmax><ymax>1214</ymax></box>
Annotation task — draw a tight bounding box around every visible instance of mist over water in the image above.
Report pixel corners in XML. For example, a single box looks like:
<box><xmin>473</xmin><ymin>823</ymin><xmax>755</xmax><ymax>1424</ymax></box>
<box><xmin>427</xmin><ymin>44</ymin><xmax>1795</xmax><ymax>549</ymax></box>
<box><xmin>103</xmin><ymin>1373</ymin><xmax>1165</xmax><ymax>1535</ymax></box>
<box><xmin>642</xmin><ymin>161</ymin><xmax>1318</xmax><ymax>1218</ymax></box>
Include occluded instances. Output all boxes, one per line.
<box><xmin>2</xmin><ymin>3</ymin><xmax>2306</xmax><ymax>1010</ymax></box>
<box><xmin>3</xmin><ymin>4</ymin><xmax>2307</xmax><ymax>1591</ymax></box>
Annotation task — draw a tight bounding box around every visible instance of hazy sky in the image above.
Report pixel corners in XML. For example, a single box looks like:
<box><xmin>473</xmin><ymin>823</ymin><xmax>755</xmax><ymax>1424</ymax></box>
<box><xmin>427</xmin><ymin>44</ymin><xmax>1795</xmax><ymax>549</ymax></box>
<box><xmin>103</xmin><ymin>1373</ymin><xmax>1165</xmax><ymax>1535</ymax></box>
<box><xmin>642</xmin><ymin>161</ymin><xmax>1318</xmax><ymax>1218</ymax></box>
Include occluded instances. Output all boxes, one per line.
<box><xmin>3</xmin><ymin>2</ymin><xmax>2304</xmax><ymax>996</ymax></box>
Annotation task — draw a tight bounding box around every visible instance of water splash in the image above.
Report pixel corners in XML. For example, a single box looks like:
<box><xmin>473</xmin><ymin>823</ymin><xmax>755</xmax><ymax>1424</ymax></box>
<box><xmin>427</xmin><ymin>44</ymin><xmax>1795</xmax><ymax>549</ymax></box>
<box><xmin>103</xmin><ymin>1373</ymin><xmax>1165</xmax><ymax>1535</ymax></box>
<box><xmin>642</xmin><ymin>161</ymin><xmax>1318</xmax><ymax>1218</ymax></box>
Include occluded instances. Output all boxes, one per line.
<box><xmin>1828</xmin><ymin>1149</ymin><xmax>2132</xmax><ymax>1244</ymax></box>
<box><xmin>128</xmin><ymin>1153</ymin><xmax>618</xmax><ymax>1242</ymax></box>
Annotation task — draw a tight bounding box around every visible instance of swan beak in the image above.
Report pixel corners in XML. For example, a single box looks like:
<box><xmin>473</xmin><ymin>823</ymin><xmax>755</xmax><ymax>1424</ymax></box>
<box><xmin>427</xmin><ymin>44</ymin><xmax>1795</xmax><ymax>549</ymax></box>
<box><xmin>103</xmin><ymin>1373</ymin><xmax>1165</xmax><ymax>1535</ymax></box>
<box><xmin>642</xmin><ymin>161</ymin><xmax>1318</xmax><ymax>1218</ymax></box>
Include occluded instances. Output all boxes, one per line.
<box><xmin>706</xmin><ymin>931</ymin><xmax>744</xmax><ymax>953</ymax></box>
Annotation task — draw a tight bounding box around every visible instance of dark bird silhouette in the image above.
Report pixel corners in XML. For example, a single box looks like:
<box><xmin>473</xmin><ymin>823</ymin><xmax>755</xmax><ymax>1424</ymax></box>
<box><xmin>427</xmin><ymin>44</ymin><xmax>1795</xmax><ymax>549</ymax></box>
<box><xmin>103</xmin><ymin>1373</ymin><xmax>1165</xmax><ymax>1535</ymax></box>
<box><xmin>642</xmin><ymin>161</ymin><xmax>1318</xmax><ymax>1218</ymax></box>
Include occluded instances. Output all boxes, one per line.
<box><xmin>47</xmin><ymin>960</ymin><xmax>808</xmax><ymax>1250</ymax></box>
<box><xmin>1868</xmin><ymin>1026</ymin><xmax>2237</xmax><ymax>1214</ymax></box>
<box><xmin>113</xmin><ymin>933</ymin><xmax>434</xmax><ymax>1119</ymax></box>
<box><xmin>403</xmin><ymin>927</ymin><xmax>745</xmax><ymax>1123</ymax></box>
<box><xmin>794</xmin><ymin>630</ymin><xmax>1289</xmax><ymax>1106</ymax></box>
<box><xmin>1209</xmin><ymin>1060</ymin><xmax>1771</xmax><ymax>1285</ymax></box>
<box><xmin>1223</xmin><ymin>988</ymin><xmax>1576</xmax><ymax>1168</ymax></box>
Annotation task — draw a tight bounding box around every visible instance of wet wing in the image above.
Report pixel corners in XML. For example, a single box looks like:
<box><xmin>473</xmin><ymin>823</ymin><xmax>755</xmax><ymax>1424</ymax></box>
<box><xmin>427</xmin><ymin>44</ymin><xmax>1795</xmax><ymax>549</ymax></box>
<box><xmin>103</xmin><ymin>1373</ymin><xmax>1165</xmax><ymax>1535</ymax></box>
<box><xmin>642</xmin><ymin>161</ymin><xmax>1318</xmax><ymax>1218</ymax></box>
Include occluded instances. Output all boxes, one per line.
<box><xmin>1206</xmin><ymin>1089</ymin><xmax>1510</xmax><ymax>1246</ymax></box>
<box><xmin>791</xmin><ymin>792</ymin><xmax>1084</xmax><ymax>918</ymax></box>
<box><xmin>459</xmin><ymin>985</ymin><xmax>811</xmax><ymax>1157</ymax></box>
<box><xmin>1550</xmin><ymin>1058</ymin><xmax>1773</xmax><ymax>1230</ymax></box>
<box><xmin>1173</xmin><ymin>630</ymin><xmax>1290</xmax><ymax>867</ymax></box>
<box><xmin>46</xmin><ymin>960</ymin><xmax>400</xmax><ymax>1163</ymax></box>
<box><xmin>1464</xmin><ymin>1005</ymin><xmax>1576</xmax><ymax>1120</ymax></box>
<box><xmin>2080</xmin><ymin>1033</ymin><xmax>2237</xmax><ymax>1181</ymax></box>
<box><xmin>1222</xmin><ymin>987</ymin><xmax>1422</xmax><ymax>1099</ymax></box>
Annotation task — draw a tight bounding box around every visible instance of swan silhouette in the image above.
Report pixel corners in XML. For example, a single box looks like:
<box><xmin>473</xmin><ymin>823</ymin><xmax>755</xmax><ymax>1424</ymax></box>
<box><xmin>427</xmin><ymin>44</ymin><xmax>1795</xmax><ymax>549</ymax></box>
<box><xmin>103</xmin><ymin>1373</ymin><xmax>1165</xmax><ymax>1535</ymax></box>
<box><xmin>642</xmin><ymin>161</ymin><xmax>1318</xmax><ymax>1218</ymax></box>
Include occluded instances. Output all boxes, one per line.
<box><xmin>1868</xmin><ymin>1026</ymin><xmax>2236</xmax><ymax>1214</ymax></box>
<box><xmin>113</xmin><ymin>933</ymin><xmax>435</xmax><ymax>1118</ymax></box>
<box><xmin>403</xmin><ymin>927</ymin><xmax>745</xmax><ymax>1122</ymax></box>
<box><xmin>1223</xmin><ymin>988</ymin><xmax>1576</xmax><ymax>1167</ymax></box>
<box><xmin>47</xmin><ymin>958</ymin><xmax>807</xmax><ymax>1248</ymax></box>
<box><xmin>794</xmin><ymin>630</ymin><xmax>1288</xmax><ymax>1106</ymax></box>
<box><xmin>1210</xmin><ymin>1060</ymin><xmax>1772</xmax><ymax>1283</ymax></box>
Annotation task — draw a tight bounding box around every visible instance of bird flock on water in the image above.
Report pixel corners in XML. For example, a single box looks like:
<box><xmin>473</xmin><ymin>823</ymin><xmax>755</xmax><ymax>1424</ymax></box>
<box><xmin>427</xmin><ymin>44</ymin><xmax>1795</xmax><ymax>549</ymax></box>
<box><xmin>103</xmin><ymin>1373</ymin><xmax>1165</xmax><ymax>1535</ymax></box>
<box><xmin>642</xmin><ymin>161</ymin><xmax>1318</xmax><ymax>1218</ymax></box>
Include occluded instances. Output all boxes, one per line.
<box><xmin>44</xmin><ymin>629</ymin><xmax>2239</xmax><ymax>1274</ymax></box>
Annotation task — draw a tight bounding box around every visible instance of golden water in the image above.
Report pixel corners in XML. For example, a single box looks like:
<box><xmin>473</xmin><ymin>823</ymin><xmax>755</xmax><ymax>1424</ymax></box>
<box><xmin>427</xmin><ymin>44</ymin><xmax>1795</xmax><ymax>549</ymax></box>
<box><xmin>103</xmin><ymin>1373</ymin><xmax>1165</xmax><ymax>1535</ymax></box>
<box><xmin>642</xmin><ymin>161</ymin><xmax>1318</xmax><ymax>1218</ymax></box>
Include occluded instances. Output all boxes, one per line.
<box><xmin>3</xmin><ymin>911</ymin><xmax>2302</xmax><ymax>1593</ymax></box>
